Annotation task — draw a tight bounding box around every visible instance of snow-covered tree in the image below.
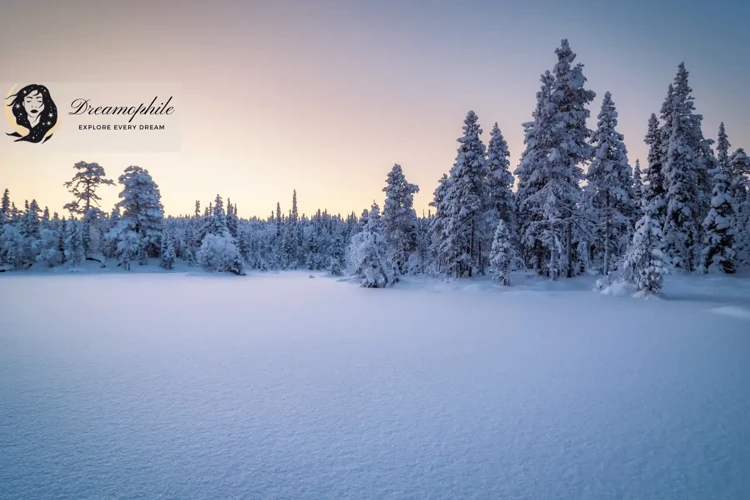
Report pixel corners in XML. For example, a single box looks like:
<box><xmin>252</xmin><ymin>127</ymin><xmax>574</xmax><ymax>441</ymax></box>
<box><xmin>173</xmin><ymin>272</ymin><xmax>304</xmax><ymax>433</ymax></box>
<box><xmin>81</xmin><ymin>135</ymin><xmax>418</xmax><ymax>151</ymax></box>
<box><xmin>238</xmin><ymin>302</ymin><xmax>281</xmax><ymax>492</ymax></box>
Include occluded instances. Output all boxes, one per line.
<box><xmin>381</xmin><ymin>163</ymin><xmax>419</xmax><ymax>274</ymax></box>
<box><xmin>348</xmin><ymin>202</ymin><xmax>391</xmax><ymax>287</ymax></box>
<box><xmin>0</xmin><ymin>224</ymin><xmax>25</xmax><ymax>269</ymax></box>
<box><xmin>660</xmin><ymin>64</ymin><xmax>706</xmax><ymax>271</ymax></box>
<box><xmin>198</xmin><ymin>233</ymin><xmax>245</xmax><ymax>275</ymax></box>
<box><xmin>439</xmin><ymin>110</ymin><xmax>488</xmax><ymax>277</ymax></box>
<box><xmin>329</xmin><ymin>256</ymin><xmax>343</xmax><ymax>276</ymax></box>
<box><xmin>515</xmin><ymin>72</ymin><xmax>555</xmax><ymax>273</ymax></box>
<box><xmin>729</xmin><ymin>149</ymin><xmax>750</xmax><ymax>265</ymax></box>
<box><xmin>586</xmin><ymin>92</ymin><xmax>635</xmax><ymax>278</ymax></box>
<box><xmin>485</xmin><ymin>122</ymin><xmax>515</xmax><ymax>234</ymax></box>
<box><xmin>632</xmin><ymin>159</ymin><xmax>644</xmax><ymax>210</ymax></box>
<box><xmin>622</xmin><ymin>198</ymin><xmax>669</xmax><ymax>297</ymax></box>
<box><xmin>489</xmin><ymin>219</ymin><xmax>514</xmax><ymax>285</ymax></box>
<box><xmin>643</xmin><ymin>113</ymin><xmax>666</xmax><ymax>221</ymax></box>
<box><xmin>204</xmin><ymin>194</ymin><xmax>229</xmax><ymax>238</ymax></box>
<box><xmin>116</xmin><ymin>165</ymin><xmax>164</xmax><ymax>258</ymax></box>
<box><xmin>63</xmin><ymin>219</ymin><xmax>85</xmax><ymax>266</ymax></box>
<box><xmin>516</xmin><ymin>40</ymin><xmax>595</xmax><ymax>279</ymax></box>
<box><xmin>116</xmin><ymin>230</ymin><xmax>140</xmax><ymax>271</ymax></box>
<box><xmin>699</xmin><ymin>166</ymin><xmax>736</xmax><ymax>274</ymax></box>
<box><xmin>63</xmin><ymin>161</ymin><xmax>115</xmax><ymax>216</ymax></box>
<box><xmin>717</xmin><ymin>122</ymin><xmax>731</xmax><ymax>179</ymax></box>
<box><xmin>35</xmin><ymin>228</ymin><xmax>63</xmax><ymax>268</ymax></box>
<box><xmin>160</xmin><ymin>230</ymin><xmax>176</xmax><ymax>270</ymax></box>
<box><xmin>1</xmin><ymin>189</ymin><xmax>10</xmax><ymax>225</ymax></box>
<box><xmin>428</xmin><ymin>173</ymin><xmax>450</xmax><ymax>273</ymax></box>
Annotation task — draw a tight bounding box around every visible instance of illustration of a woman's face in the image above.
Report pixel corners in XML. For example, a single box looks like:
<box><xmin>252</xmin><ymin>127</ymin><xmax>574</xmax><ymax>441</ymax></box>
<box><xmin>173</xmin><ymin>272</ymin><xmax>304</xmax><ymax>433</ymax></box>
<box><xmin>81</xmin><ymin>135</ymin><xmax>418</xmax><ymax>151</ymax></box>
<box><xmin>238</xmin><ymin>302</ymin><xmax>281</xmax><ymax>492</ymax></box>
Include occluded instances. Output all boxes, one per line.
<box><xmin>23</xmin><ymin>90</ymin><xmax>45</xmax><ymax>122</ymax></box>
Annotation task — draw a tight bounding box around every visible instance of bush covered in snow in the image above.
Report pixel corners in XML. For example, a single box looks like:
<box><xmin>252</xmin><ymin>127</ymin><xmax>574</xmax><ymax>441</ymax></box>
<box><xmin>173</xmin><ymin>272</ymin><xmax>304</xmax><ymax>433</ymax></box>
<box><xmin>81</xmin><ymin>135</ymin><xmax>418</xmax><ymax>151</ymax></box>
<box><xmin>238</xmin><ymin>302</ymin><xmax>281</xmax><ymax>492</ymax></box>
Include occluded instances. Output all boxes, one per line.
<box><xmin>198</xmin><ymin>234</ymin><xmax>245</xmax><ymax>275</ymax></box>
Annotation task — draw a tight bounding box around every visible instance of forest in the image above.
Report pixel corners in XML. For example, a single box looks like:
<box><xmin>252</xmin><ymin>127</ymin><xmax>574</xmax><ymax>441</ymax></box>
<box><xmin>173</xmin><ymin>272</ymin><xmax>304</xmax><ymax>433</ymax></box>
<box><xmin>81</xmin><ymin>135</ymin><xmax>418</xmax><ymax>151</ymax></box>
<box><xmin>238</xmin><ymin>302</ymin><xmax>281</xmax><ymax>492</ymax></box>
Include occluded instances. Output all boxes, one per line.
<box><xmin>2</xmin><ymin>40</ymin><xmax>748</xmax><ymax>298</ymax></box>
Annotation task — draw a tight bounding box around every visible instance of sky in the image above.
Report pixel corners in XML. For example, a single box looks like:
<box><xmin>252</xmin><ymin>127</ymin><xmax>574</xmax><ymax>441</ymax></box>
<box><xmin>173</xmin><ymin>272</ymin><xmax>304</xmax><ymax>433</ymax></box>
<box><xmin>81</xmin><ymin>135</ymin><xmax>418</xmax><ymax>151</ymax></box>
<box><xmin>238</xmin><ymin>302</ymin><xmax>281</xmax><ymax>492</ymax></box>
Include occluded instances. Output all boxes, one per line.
<box><xmin>1</xmin><ymin>0</ymin><xmax>749</xmax><ymax>218</ymax></box>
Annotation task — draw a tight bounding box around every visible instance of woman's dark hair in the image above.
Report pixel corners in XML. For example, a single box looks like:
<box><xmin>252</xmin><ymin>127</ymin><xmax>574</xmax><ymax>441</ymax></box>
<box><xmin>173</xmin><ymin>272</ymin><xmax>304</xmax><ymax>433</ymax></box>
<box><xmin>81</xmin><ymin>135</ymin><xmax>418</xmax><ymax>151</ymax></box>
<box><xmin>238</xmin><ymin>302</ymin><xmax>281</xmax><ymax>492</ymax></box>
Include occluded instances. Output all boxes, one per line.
<box><xmin>6</xmin><ymin>84</ymin><xmax>58</xmax><ymax>143</ymax></box>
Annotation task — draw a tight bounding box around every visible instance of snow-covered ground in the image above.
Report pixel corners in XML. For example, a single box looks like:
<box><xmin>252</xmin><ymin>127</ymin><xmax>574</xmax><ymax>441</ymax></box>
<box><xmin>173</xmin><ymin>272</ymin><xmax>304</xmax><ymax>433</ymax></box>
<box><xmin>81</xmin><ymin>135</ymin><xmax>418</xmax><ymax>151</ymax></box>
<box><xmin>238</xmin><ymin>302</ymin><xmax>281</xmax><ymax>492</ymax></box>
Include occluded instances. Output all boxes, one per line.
<box><xmin>1</xmin><ymin>270</ymin><xmax>749</xmax><ymax>499</ymax></box>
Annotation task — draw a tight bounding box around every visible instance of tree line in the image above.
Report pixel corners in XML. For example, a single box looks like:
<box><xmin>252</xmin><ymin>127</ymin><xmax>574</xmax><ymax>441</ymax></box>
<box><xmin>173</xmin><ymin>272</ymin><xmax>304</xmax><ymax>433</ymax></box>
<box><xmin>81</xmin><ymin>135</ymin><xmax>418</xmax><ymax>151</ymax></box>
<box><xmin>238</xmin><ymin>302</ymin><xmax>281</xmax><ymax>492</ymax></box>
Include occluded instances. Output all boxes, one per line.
<box><xmin>1</xmin><ymin>40</ymin><xmax>748</xmax><ymax>296</ymax></box>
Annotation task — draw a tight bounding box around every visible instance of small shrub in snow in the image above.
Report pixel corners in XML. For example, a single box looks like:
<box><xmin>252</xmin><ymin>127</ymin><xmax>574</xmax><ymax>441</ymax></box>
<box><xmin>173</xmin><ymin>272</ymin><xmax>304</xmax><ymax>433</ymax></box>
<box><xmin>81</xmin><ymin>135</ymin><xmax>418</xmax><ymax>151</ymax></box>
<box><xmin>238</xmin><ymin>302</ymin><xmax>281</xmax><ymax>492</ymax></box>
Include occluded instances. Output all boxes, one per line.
<box><xmin>198</xmin><ymin>234</ymin><xmax>245</xmax><ymax>275</ymax></box>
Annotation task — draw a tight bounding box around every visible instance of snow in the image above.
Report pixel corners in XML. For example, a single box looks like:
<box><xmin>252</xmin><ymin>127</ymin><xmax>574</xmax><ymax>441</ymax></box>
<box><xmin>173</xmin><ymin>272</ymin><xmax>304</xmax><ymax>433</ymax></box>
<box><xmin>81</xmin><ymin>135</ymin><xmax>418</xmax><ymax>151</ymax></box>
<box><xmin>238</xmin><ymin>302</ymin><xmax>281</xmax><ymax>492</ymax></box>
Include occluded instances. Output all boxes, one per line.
<box><xmin>1</xmin><ymin>271</ymin><xmax>750</xmax><ymax>499</ymax></box>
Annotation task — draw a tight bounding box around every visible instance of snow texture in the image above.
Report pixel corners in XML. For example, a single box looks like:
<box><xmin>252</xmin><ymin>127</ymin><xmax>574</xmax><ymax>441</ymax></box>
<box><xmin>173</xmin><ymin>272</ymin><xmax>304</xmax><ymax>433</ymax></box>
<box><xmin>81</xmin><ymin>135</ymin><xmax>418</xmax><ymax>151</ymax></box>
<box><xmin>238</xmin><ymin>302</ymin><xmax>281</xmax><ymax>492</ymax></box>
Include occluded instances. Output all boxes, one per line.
<box><xmin>1</xmin><ymin>271</ymin><xmax>749</xmax><ymax>499</ymax></box>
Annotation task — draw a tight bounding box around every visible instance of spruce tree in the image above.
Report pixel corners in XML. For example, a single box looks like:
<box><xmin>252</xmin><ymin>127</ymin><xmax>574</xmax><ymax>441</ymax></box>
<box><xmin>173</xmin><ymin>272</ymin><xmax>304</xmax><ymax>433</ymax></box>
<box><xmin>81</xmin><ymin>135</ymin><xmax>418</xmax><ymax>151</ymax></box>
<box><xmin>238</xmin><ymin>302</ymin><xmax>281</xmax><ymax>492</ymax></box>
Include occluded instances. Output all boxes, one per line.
<box><xmin>116</xmin><ymin>165</ymin><xmax>164</xmax><ymax>260</ymax></box>
<box><xmin>485</xmin><ymin>122</ymin><xmax>515</xmax><ymax>262</ymax></box>
<box><xmin>660</xmin><ymin>64</ymin><xmax>705</xmax><ymax>271</ymax></box>
<box><xmin>586</xmin><ymin>92</ymin><xmax>635</xmax><ymax>278</ymax></box>
<box><xmin>347</xmin><ymin>202</ymin><xmax>391</xmax><ymax>287</ymax></box>
<box><xmin>489</xmin><ymin>219</ymin><xmax>514</xmax><ymax>285</ymax></box>
<box><xmin>633</xmin><ymin>160</ymin><xmax>644</xmax><ymax>211</ymax></box>
<box><xmin>1</xmin><ymin>189</ymin><xmax>10</xmax><ymax>225</ymax></box>
<box><xmin>622</xmin><ymin>198</ymin><xmax>669</xmax><ymax>297</ymax></box>
<box><xmin>381</xmin><ymin>163</ymin><xmax>419</xmax><ymax>274</ymax></box>
<box><xmin>643</xmin><ymin>113</ymin><xmax>666</xmax><ymax>220</ymax></box>
<box><xmin>515</xmin><ymin>72</ymin><xmax>555</xmax><ymax>273</ymax></box>
<box><xmin>428</xmin><ymin>173</ymin><xmax>450</xmax><ymax>273</ymax></box>
<box><xmin>729</xmin><ymin>149</ymin><xmax>750</xmax><ymax>265</ymax></box>
<box><xmin>63</xmin><ymin>219</ymin><xmax>85</xmax><ymax>266</ymax></box>
<box><xmin>160</xmin><ymin>230</ymin><xmax>177</xmax><ymax>270</ymax></box>
<box><xmin>699</xmin><ymin>166</ymin><xmax>736</xmax><ymax>274</ymax></box>
<box><xmin>440</xmin><ymin>110</ymin><xmax>488</xmax><ymax>277</ymax></box>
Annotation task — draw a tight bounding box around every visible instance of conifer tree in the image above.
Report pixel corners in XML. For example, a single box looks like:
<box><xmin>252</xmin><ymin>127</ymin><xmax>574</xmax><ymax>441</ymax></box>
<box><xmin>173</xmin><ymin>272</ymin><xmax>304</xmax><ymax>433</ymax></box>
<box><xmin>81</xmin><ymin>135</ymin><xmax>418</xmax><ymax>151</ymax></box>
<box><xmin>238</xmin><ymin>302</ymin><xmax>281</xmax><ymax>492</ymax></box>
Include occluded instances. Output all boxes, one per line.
<box><xmin>381</xmin><ymin>163</ymin><xmax>419</xmax><ymax>274</ymax></box>
<box><xmin>348</xmin><ymin>202</ymin><xmax>391</xmax><ymax>287</ymax></box>
<box><xmin>63</xmin><ymin>161</ymin><xmax>115</xmax><ymax>216</ymax></box>
<box><xmin>643</xmin><ymin>113</ymin><xmax>666</xmax><ymax>220</ymax></box>
<box><xmin>1</xmin><ymin>189</ymin><xmax>10</xmax><ymax>225</ymax></box>
<box><xmin>428</xmin><ymin>173</ymin><xmax>450</xmax><ymax>273</ymax></box>
<box><xmin>729</xmin><ymin>149</ymin><xmax>750</xmax><ymax>265</ymax></box>
<box><xmin>660</xmin><ymin>64</ymin><xmax>705</xmax><ymax>271</ymax></box>
<box><xmin>440</xmin><ymin>110</ymin><xmax>488</xmax><ymax>277</ymax></box>
<box><xmin>116</xmin><ymin>165</ymin><xmax>164</xmax><ymax>259</ymax></box>
<box><xmin>489</xmin><ymin>219</ymin><xmax>514</xmax><ymax>285</ymax></box>
<box><xmin>586</xmin><ymin>92</ymin><xmax>635</xmax><ymax>278</ymax></box>
<box><xmin>699</xmin><ymin>166</ymin><xmax>736</xmax><ymax>274</ymax></box>
<box><xmin>160</xmin><ymin>230</ymin><xmax>177</xmax><ymax>270</ymax></box>
<box><xmin>633</xmin><ymin>160</ymin><xmax>644</xmax><ymax>210</ymax></box>
<box><xmin>485</xmin><ymin>122</ymin><xmax>515</xmax><ymax>266</ymax></box>
<box><xmin>63</xmin><ymin>219</ymin><xmax>85</xmax><ymax>266</ymax></box>
<box><xmin>622</xmin><ymin>198</ymin><xmax>669</xmax><ymax>297</ymax></box>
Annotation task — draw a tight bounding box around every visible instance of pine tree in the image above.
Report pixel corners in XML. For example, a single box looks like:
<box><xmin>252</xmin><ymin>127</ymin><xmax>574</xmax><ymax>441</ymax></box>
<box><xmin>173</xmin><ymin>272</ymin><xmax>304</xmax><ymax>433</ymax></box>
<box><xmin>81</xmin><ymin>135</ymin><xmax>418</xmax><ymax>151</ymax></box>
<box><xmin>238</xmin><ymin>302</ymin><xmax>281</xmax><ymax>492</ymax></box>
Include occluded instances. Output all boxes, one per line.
<box><xmin>622</xmin><ymin>198</ymin><xmax>669</xmax><ymax>297</ymax></box>
<box><xmin>489</xmin><ymin>220</ymin><xmax>514</xmax><ymax>285</ymax></box>
<box><xmin>160</xmin><ymin>229</ymin><xmax>177</xmax><ymax>270</ymax></box>
<box><xmin>194</xmin><ymin>200</ymin><xmax>201</xmax><ymax>218</ymax></box>
<box><xmin>1</xmin><ymin>189</ymin><xmax>10</xmax><ymax>225</ymax></box>
<box><xmin>699</xmin><ymin>166</ymin><xmax>736</xmax><ymax>274</ymax></box>
<box><xmin>63</xmin><ymin>161</ymin><xmax>115</xmax><ymax>216</ymax></box>
<box><xmin>717</xmin><ymin>122</ymin><xmax>732</xmax><ymax>181</ymax></box>
<box><xmin>643</xmin><ymin>113</ymin><xmax>666</xmax><ymax>220</ymax></box>
<box><xmin>116</xmin><ymin>165</ymin><xmax>164</xmax><ymax>258</ymax></box>
<box><xmin>348</xmin><ymin>202</ymin><xmax>391</xmax><ymax>287</ymax></box>
<box><xmin>660</xmin><ymin>64</ymin><xmax>705</xmax><ymax>271</ymax></box>
<box><xmin>516</xmin><ymin>40</ymin><xmax>595</xmax><ymax>279</ymax></box>
<box><xmin>515</xmin><ymin>72</ymin><xmax>555</xmax><ymax>273</ymax></box>
<box><xmin>116</xmin><ymin>230</ymin><xmax>140</xmax><ymax>271</ymax></box>
<box><xmin>0</xmin><ymin>224</ymin><xmax>25</xmax><ymax>269</ymax></box>
<box><xmin>381</xmin><ymin>163</ymin><xmax>419</xmax><ymax>274</ymax></box>
<box><xmin>63</xmin><ymin>219</ymin><xmax>85</xmax><ymax>266</ymax></box>
<box><xmin>35</xmin><ymin>228</ymin><xmax>62</xmax><ymax>267</ymax></box>
<box><xmin>428</xmin><ymin>173</ymin><xmax>450</xmax><ymax>273</ymax></box>
<box><xmin>632</xmin><ymin>160</ymin><xmax>644</xmax><ymax>210</ymax></box>
<box><xmin>440</xmin><ymin>110</ymin><xmax>488</xmax><ymax>277</ymax></box>
<box><xmin>204</xmin><ymin>194</ymin><xmax>229</xmax><ymax>237</ymax></box>
<box><xmin>729</xmin><ymin>149</ymin><xmax>750</xmax><ymax>265</ymax></box>
<box><xmin>485</xmin><ymin>122</ymin><xmax>515</xmax><ymax>260</ymax></box>
<box><xmin>586</xmin><ymin>92</ymin><xmax>635</xmax><ymax>278</ymax></box>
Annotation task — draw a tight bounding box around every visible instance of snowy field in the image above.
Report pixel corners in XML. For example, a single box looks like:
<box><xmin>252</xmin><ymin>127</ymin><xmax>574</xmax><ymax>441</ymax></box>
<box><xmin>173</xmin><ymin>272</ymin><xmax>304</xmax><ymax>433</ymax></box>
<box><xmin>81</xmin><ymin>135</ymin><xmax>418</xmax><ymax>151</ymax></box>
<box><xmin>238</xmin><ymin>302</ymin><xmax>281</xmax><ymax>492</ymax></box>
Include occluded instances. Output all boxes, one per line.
<box><xmin>1</xmin><ymin>270</ymin><xmax>749</xmax><ymax>499</ymax></box>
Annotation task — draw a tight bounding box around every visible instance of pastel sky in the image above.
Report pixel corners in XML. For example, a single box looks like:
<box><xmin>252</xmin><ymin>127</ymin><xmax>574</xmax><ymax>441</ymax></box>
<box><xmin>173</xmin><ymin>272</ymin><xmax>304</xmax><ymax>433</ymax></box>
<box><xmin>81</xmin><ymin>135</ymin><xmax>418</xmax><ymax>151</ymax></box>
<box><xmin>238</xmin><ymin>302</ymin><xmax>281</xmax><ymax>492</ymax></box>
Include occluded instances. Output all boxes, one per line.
<box><xmin>1</xmin><ymin>0</ymin><xmax>748</xmax><ymax>218</ymax></box>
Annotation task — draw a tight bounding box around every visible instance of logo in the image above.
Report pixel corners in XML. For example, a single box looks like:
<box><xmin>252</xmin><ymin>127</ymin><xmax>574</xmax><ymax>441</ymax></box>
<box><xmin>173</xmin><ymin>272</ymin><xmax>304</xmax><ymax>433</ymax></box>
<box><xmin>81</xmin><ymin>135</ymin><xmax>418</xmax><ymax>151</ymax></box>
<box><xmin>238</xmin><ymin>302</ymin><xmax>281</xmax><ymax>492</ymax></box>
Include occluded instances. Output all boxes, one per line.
<box><xmin>5</xmin><ymin>84</ymin><xmax>59</xmax><ymax>144</ymax></box>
